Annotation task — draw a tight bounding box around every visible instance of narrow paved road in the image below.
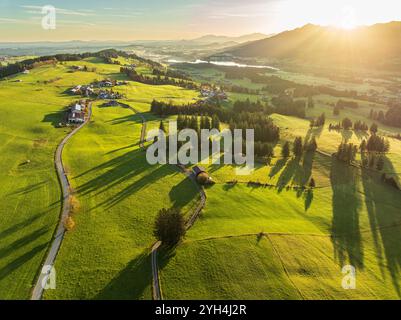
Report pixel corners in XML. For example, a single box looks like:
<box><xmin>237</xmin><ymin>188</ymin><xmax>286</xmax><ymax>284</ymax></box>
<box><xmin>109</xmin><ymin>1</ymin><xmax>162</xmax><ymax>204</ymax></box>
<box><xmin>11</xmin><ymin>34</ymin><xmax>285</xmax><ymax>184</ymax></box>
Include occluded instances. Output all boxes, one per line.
<box><xmin>120</xmin><ymin>103</ymin><xmax>206</xmax><ymax>300</ymax></box>
<box><xmin>31</xmin><ymin>103</ymin><xmax>92</xmax><ymax>300</ymax></box>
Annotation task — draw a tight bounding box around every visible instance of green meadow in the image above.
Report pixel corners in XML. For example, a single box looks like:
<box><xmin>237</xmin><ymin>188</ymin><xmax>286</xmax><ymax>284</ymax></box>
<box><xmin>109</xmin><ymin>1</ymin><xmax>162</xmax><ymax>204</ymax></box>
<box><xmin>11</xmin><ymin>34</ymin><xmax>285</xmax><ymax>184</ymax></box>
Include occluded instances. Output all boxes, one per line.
<box><xmin>160</xmin><ymin>164</ymin><xmax>401</xmax><ymax>299</ymax></box>
<box><xmin>1</xmin><ymin>53</ymin><xmax>401</xmax><ymax>300</ymax></box>
<box><xmin>44</xmin><ymin>103</ymin><xmax>200</xmax><ymax>300</ymax></box>
<box><xmin>0</xmin><ymin>67</ymin><xmax>75</xmax><ymax>299</ymax></box>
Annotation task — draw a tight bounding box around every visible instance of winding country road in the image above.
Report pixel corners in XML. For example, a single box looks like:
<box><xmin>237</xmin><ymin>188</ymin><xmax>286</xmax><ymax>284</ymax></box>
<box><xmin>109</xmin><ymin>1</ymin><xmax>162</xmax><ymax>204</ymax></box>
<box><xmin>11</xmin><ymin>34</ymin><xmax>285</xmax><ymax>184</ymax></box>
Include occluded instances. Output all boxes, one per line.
<box><xmin>31</xmin><ymin>103</ymin><xmax>92</xmax><ymax>300</ymax></box>
<box><xmin>120</xmin><ymin>103</ymin><xmax>206</xmax><ymax>300</ymax></box>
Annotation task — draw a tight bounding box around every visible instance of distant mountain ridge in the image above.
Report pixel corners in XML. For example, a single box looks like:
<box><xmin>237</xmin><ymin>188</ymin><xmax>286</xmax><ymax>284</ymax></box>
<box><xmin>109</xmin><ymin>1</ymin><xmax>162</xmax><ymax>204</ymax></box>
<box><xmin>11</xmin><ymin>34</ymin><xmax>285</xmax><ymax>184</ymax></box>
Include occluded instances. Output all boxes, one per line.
<box><xmin>221</xmin><ymin>22</ymin><xmax>401</xmax><ymax>69</ymax></box>
<box><xmin>191</xmin><ymin>33</ymin><xmax>271</xmax><ymax>44</ymax></box>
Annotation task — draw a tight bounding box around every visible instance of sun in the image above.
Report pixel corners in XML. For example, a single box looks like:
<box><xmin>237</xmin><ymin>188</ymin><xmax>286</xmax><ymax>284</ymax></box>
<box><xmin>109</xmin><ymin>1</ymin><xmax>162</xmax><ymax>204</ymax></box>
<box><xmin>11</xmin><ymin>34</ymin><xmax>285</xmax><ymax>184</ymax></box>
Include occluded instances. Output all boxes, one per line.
<box><xmin>337</xmin><ymin>5</ymin><xmax>358</xmax><ymax>30</ymax></box>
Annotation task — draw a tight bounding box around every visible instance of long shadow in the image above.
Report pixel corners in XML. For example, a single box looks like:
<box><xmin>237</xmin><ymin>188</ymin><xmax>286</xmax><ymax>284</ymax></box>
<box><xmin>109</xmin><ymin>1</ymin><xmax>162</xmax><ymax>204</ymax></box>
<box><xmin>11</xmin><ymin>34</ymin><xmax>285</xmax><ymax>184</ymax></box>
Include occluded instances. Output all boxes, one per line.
<box><xmin>107</xmin><ymin>114</ymin><xmax>144</xmax><ymax>126</ymax></box>
<box><xmin>7</xmin><ymin>181</ymin><xmax>48</xmax><ymax>196</ymax></box>
<box><xmin>42</xmin><ymin>110</ymin><xmax>66</xmax><ymax>128</ymax></box>
<box><xmin>330</xmin><ymin>157</ymin><xmax>364</xmax><ymax>269</ymax></box>
<box><xmin>293</xmin><ymin>151</ymin><xmax>315</xmax><ymax>187</ymax></box>
<box><xmin>105</xmin><ymin>143</ymin><xmax>140</xmax><ymax>155</ymax></box>
<box><xmin>304</xmin><ymin>189</ymin><xmax>314</xmax><ymax>212</ymax></box>
<box><xmin>0</xmin><ymin>227</ymin><xmax>50</xmax><ymax>260</ymax></box>
<box><xmin>0</xmin><ymin>213</ymin><xmax>44</xmax><ymax>240</ymax></box>
<box><xmin>340</xmin><ymin>129</ymin><xmax>353</xmax><ymax>143</ymax></box>
<box><xmin>99</xmin><ymin>165</ymin><xmax>172</xmax><ymax>209</ymax></box>
<box><xmin>361</xmin><ymin>156</ymin><xmax>401</xmax><ymax>297</ymax></box>
<box><xmin>277</xmin><ymin>157</ymin><xmax>301</xmax><ymax>192</ymax></box>
<box><xmin>0</xmin><ymin>243</ymin><xmax>48</xmax><ymax>281</ymax></box>
<box><xmin>169</xmin><ymin>179</ymin><xmax>199</xmax><ymax>211</ymax></box>
<box><xmin>71</xmin><ymin>147</ymin><xmax>172</xmax><ymax>209</ymax></box>
<box><xmin>354</xmin><ymin>130</ymin><xmax>369</xmax><ymax>141</ymax></box>
<box><xmin>269</xmin><ymin>158</ymin><xmax>288</xmax><ymax>179</ymax></box>
<box><xmin>94</xmin><ymin>250</ymin><xmax>152</xmax><ymax>300</ymax></box>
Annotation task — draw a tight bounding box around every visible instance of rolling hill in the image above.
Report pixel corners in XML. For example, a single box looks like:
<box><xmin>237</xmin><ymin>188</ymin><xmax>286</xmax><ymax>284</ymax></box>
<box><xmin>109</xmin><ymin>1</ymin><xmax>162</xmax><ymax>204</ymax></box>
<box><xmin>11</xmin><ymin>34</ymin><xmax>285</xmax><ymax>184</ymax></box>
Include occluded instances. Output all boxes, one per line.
<box><xmin>221</xmin><ymin>22</ymin><xmax>401</xmax><ymax>70</ymax></box>
<box><xmin>191</xmin><ymin>33</ymin><xmax>270</xmax><ymax>45</ymax></box>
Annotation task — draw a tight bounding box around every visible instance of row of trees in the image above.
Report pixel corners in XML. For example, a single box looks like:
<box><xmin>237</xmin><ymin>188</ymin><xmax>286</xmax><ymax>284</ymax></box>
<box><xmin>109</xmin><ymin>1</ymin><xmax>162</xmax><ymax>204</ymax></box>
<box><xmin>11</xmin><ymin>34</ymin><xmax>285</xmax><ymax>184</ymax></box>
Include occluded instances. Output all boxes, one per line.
<box><xmin>232</xmin><ymin>99</ymin><xmax>272</xmax><ymax>114</ymax></box>
<box><xmin>336</xmin><ymin>143</ymin><xmax>358</xmax><ymax>164</ymax></box>
<box><xmin>310</xmin><ymin>113</ymin><xmax>326</xmax><ymax>127</ymax></box>
<box><xmin>282</xmin><ymin>137</ymin><xmax>318</xmax><ymax>158</ymax></box>
<box><xmin>329</xmin><ymin>118</ymin><xmax>377</xmax><ymax>132</ymax></box>
<box><xmin>120</xmin><ymin>67</ymin><xmax>199</xmax><ymax>90</ymax></box>
<box><xmin>150</xmin><ymin>100</ymin><xmax>281</xmax><ymax>144</ymax></box>
<box><xmin>370</xmin><ymin>105</ymin><xmax>401</xmax><ymax>128</ymax></box>
<box><xmin>176</xmin><ymin>114</ymin><xmax>220</xmax><ymax>131</ymax></box>
<box><xmin>360</xmin><ymin>135</ymin><xmax>390</xmax><ymax>153</ymax></box>
<box><xmin>152</xmin><ymin>68</ymin><xmax>191</xmax><ymax>81</ymax></box>
<box><xmin>271</xmin><ymin>94</ymin><xmax>306</xmax><ymax>118</ymax></box>
<box><xmin>0</xmin><ymin>49</ymin><xmax>161</xmax><ymax>79</ymax></box>
<box><xmin>228</xmin><ymin>113</ymin><xmax>280</xmax><ymax>143</ymax></box>
<box><xmin>336</xmin><ymin>99</ymin><xmax>359</xmax><ymax>109</ymax></box>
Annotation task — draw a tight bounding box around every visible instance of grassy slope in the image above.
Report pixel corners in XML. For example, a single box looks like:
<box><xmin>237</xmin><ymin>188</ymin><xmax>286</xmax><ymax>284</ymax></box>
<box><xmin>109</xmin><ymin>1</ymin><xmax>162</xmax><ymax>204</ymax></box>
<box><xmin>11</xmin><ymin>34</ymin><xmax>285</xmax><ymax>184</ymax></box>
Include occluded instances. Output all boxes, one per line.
<box><xmin>158</xmin><ymin>65</ymin><xmax>401</xmax><ymax>300</ymax></box>
<box><xmin>44</xmin><ymin>77</ymin><xmax>200</xmax><ymax>299</ymax></box>
<box><xmin>0</xmin><ymin>66</ymin><xmax>77</xmax><ymax>299</ymax></box>
<box><xmin>0</xmin><ymin>57</ymin><xmax>200</xmax><ymax>299</ymax></box>
<box><xmin>161</xmin><ymin>168</ymin><xmax>401</xmax><ymax>299</ymax></box>
<box><xmin>160</xmin><ymin>236</ymin><xmax>301</xmax><ymax>300</ymax></box>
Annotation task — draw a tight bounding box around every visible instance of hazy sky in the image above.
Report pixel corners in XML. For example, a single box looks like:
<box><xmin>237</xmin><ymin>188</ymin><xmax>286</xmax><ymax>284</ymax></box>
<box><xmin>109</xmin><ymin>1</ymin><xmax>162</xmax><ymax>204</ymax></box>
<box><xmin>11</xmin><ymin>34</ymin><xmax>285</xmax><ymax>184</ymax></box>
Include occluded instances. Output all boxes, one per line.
<box><xmin>0</xmin><ymin>0</ymin><xmax>400</xmax><ymax>41</ymax></box>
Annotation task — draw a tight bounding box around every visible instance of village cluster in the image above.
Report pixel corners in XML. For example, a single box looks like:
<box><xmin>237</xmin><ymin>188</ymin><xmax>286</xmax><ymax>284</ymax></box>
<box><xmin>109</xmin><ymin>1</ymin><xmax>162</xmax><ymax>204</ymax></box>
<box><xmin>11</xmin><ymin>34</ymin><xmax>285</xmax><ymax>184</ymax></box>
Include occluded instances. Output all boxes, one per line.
<box><xmin>200</xmin><ymin>85</ymin><xmax>228</xmax><ymax>102</ymax></box>
<box><xmin>69</xmin><ymin>78</ymin><xmax>127</xmax><ymax>99</ymax></box>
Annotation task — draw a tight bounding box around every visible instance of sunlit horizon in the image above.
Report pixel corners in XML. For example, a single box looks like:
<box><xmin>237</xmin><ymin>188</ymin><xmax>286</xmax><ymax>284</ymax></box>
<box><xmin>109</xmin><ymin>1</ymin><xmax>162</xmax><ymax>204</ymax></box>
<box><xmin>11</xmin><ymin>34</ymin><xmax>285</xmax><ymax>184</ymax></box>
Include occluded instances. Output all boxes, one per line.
<box><xmin>0</xmin><ymin>0</ymin><xmax>400</xmax><ymax>41</ymax></box>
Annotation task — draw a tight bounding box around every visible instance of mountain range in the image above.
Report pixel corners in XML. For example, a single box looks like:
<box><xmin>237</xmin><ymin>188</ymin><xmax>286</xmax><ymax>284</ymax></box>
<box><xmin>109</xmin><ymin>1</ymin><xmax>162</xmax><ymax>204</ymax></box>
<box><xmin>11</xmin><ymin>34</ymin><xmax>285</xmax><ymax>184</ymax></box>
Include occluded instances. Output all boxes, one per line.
<box><xmin>221</xmin><ymin>22</ymin><xmax>401</xmax><ymax>70</ymax></box>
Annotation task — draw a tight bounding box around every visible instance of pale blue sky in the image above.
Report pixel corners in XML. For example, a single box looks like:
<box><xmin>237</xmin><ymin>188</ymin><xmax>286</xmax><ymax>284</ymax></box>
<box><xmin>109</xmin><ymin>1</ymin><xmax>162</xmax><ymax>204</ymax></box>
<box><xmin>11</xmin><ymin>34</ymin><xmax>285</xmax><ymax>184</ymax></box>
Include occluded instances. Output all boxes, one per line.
<box><xmin>0</xmin><ymin>0</ymin><xmax>400</xmax><ymax>41</ymax></box>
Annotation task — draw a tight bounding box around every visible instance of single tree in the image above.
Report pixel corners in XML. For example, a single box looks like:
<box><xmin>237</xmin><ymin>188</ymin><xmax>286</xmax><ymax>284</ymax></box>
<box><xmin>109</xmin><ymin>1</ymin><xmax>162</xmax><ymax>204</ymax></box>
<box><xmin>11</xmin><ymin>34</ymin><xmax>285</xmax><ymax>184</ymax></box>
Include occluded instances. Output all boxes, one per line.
<box><xmin>293</xmin><ymin>137</ymin><xmax>303</xmax><ymax>158</ymax></box>
<box><xmin>154</xmin><ymin>208</ymin><xmax>186</xmax><ymax>246</ymax></box>
<box><xmin>281</xmin><ymin>142</ymin><xmax>290</xmax><ymax>158</ymax></box>
<box><xmin>370</xmin><ymin>123</ymin><xmax>378</xmax><ymax>134</ymax></box>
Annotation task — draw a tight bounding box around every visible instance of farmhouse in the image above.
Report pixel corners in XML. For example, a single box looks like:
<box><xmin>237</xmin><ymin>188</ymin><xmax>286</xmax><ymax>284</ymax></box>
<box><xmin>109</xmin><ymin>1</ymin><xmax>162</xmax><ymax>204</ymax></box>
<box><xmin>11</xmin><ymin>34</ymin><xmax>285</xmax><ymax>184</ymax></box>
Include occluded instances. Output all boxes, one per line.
<box><xmin>98</xmin><ymin>89</ymin><xmax>124</xmax><ymax>100</ymax></box>
<box><xmin>193</xmin><ymin>166</ymin><xmax>213</xmax><ymax>185</ymax></box>
<box><xmin>67</xmin><ymin>103</ymin><xmax>86</xmax><ymax>124</ymax></box>
<box><xmin>93</xmin><ymin>79</ymin><xmax>115</xmax><ymax>88</ymax></box>
<box><xmin>70</xmin><ymin>85</ymin><xmax>95</xmax><ymax>97</ymax></box>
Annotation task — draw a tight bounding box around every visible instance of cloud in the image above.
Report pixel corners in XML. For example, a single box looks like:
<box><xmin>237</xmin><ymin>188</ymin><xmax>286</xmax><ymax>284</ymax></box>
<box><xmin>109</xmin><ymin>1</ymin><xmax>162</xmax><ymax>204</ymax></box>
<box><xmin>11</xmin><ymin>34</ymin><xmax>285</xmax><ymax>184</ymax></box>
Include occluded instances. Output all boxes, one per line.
<box><xmin>20</xmin><ymin>5</ymin><xmax>96</xmax><ymax>17</ymax></box>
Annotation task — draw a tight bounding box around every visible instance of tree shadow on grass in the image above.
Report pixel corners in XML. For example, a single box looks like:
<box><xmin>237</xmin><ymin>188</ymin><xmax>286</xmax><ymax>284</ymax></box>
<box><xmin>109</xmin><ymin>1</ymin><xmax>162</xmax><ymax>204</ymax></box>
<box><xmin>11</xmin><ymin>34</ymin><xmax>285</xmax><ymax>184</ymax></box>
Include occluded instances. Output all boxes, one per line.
<box><xmin>0</xmin><ymin>243</ymin><xmax>48</xmax><ymax>281</ymax></box>
<box><xmin>94</xmin><ymin>250</ymin><xmax>152</xmax><ymax>300</ymax></box>
<box><xmin>42</xmin><ymin>110</ymin><xmax>66</xmax><ymax>128</ymax></box>
<box><xmin>354</xmin><ymin>130</ymin><xmax>369</xmax><ymax>141</ymax></box>
<box><xmin>304</xmin><ymin>189</ymin><xmax>314</xmax><ymax>212</ymax></box>
<box><xmin>73</xmin><ymin>148</ymin><xmax>173</xmax><ymax>209</ymax></box>
<box><xmin>340</xmin><ymin>129</ymin><xmax>353</xmax><ymax>143</ymax></box>
<box><xmin>107</xmin><ymin>114</ymin><xmax>144</xmax><ymax>126</ymax></box>
<box><xmin>330</xmin><ymin>158</ymin><xmax>364</xmax><ymax>269</ymax></box>
<box><xmin>99</xmin><ymin>165</ymin><xmax>173</xmax><ymax>209</ymax></box>
<box><xmin>293</xmin><ymin>151</ymin><xmax>315</xmax><ymax>187</ymax></box>
<box><xmin>269</xmin><ymin>158</ymin><xmax>287</xmax><ymax>179</ymax></box>
<box><xmin>0</xmin><ymin>213</ymin><xmax>44</xmax><ymax>241</ymax></box>
<box><xmin>7</xmin><ymin>180</ymin><xmax>48</xmax><ymax>196</ymax></box>
<box><xmin>361</xmin><ymin>157</ymin><xmax>401</xmax><ymax>297</ymax></box>
<box><xmin>0</xmin><ymin>227</ymin><xmax>50</xmax><ymax>261</ymax></box>
<box><xmin>277</xmin><ymin>157</ymin><xmax>301</xmax><ymax>193</ymax></box>
<box><xmin>169</xmin><ymin>178</ymin><xmax>199</xmax><ymax>211</ymax></box>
